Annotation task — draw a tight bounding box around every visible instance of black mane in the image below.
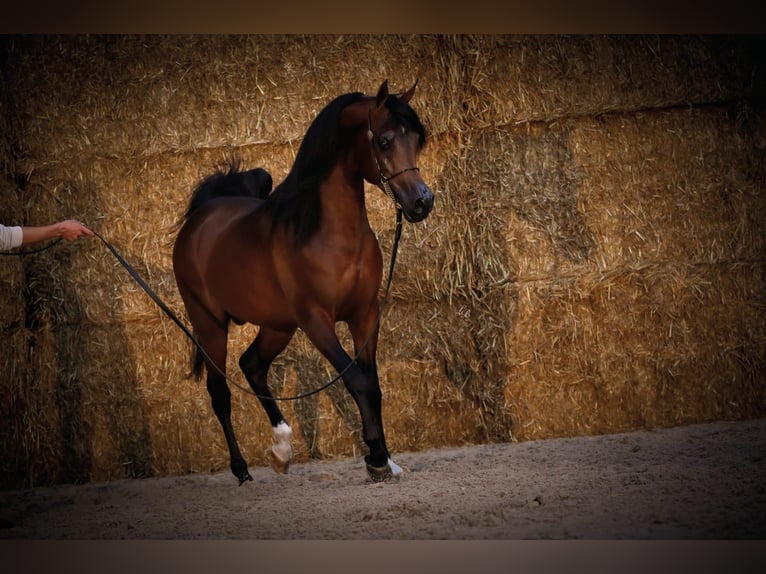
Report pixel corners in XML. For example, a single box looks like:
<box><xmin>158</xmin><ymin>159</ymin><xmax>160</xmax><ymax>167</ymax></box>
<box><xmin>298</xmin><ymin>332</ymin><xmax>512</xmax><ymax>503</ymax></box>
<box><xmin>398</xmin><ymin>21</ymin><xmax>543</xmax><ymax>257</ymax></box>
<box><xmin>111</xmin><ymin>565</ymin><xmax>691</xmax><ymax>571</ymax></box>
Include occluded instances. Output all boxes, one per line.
<box><xmin>267</xmin><ymin>90</ymin><xmax>427</xmax><ymax>246</ymax></box>
<box><xmin>266</xmin><ymin>91</ymin><xmax>365</xmax><ymax>246</ymax></box>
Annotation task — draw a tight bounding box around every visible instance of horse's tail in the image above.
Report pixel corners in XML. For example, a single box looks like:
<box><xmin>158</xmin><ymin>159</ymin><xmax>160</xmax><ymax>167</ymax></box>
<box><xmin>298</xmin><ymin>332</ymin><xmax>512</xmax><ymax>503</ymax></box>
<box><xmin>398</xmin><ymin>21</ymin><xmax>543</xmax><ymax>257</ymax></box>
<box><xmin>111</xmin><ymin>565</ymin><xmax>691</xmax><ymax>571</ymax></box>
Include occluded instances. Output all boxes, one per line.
<box><xmin>191</xmin><ymin>343</ymin><xmax>205</xmax><ymax>381</ymax></box>
<box><xmin>181</xmin><ymin>159</ymin><xmax>273</xmax><ymax>221</ymax></box>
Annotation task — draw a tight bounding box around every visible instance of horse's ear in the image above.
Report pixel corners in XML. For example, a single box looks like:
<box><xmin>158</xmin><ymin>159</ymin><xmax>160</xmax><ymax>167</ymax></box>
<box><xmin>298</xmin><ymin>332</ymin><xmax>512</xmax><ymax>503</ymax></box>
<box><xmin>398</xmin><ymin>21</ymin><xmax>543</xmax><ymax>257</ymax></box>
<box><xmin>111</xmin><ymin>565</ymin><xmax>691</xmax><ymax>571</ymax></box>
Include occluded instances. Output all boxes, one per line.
<box><xmin>401</xmin><ymin>79</ymin><xmax>418</xmax><ymax>103</ymax></box>
<box><xmin>375</xmin><ymin>80</ymin><xmax>389</xmax><ymax>108</ymax></box>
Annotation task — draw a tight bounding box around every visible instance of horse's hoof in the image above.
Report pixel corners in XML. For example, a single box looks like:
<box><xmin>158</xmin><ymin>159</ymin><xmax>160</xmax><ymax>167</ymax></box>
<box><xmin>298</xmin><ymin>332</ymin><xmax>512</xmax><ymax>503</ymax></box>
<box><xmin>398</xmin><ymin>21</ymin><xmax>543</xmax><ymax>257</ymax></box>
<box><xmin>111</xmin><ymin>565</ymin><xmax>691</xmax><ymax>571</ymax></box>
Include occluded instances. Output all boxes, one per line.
<box><xmin>269</xmin><ymin>447</ymin><xmax>290</xmax><ymax>475</ymax></box>
<box><xmin>366</xmin><ymin>462</ymin><xmax>394</xmax><ymax>482</ymax></box>
<box><xmin>366</xmin><ymin>457</ymin><xmax>403</xmax><ymax>482</ymax></box>
<box><xmin>232</xmin><ymin>459</ymin><xmax>253</xmax><ymax>485</ymax></box>
<box><xmin>387</xmin><ymin>457</ymin><xmax>403</xmax><ymax>477</ymax></box>
<box><xmin>237</xmin><ymin>471</ymin><xmax>253</xmax><ymax>486</ymax></box>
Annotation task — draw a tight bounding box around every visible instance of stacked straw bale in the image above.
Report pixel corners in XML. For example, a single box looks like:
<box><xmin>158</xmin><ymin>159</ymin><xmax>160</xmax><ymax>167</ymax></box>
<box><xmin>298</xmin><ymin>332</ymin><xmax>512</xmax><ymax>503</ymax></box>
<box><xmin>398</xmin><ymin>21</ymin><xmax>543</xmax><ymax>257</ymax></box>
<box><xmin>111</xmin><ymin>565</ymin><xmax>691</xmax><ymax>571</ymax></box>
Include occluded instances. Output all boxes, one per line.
<box><xmin>1</xmin><ymin>35</ymin><xmax>764</xmax><ymax>488</ymax></box>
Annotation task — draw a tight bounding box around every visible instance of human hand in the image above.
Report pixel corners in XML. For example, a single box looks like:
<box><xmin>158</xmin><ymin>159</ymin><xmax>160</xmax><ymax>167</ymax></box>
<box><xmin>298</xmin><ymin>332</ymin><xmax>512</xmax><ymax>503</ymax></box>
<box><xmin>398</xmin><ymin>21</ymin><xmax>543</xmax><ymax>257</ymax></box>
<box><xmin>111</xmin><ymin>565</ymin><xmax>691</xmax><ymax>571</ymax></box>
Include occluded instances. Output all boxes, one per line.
<box><xmin>57</xmin><ymin>220</ymin><xmax>95</xmax><ymax>242</ymax></box>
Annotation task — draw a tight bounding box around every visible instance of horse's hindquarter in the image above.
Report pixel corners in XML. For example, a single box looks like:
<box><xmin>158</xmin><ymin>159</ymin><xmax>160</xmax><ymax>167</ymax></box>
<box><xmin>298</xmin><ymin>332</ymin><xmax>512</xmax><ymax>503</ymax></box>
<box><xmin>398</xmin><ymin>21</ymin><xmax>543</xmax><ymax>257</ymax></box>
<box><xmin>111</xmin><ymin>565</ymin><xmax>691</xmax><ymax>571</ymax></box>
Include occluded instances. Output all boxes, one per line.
<box><xmin>216</xmin><ymin>209</ymin><xmax>298</xmax><ymax>329</ymax></box>
<box><xmin>175</xmin><ymin>198</ymin><xmax>294</xmax><ymax>330</ymax></box>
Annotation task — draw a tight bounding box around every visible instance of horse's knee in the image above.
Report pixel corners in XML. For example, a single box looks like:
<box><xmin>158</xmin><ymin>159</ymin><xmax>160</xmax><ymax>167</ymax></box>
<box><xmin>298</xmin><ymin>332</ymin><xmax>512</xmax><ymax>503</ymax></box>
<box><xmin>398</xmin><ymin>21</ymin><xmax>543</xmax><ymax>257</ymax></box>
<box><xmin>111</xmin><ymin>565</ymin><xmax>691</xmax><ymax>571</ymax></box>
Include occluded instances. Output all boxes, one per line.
<box><xmin>344</xmin><ymin>372</ymin><xmax>382</xmax><ymax>405</ymax></box>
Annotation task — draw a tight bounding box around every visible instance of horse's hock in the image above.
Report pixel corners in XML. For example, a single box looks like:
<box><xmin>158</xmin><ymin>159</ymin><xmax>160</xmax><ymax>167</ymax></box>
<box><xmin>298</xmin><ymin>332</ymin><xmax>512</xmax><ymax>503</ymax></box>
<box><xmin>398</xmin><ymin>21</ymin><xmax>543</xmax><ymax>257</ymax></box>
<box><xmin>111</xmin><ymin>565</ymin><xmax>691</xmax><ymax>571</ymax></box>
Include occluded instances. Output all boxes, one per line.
<box><xmin>1</xmin><ymin>35</ymin><xmax>765</xmax><ymax>488</ymax></box>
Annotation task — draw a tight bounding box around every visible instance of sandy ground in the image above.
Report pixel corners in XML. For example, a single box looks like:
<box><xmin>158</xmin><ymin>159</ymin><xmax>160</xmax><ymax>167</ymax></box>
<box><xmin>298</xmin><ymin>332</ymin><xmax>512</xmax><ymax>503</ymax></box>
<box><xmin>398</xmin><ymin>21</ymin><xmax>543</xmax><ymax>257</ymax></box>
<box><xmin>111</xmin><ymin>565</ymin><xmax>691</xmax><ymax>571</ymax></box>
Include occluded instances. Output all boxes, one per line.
<box><xmin>1</xmin><ymin>418</ymin><xmax>765</xmax><ymax>540</ymax></box>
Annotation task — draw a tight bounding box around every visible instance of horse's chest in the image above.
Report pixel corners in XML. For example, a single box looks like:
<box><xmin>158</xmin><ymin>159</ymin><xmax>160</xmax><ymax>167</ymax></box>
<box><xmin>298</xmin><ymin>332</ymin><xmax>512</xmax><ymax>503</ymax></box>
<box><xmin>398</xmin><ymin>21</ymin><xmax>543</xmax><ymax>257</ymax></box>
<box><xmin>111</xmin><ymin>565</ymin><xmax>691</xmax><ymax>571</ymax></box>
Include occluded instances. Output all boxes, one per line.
<box><xmin>314</xmin><ymin>247</ymin><xmax>377</xmax><ymax>306</ymax></box>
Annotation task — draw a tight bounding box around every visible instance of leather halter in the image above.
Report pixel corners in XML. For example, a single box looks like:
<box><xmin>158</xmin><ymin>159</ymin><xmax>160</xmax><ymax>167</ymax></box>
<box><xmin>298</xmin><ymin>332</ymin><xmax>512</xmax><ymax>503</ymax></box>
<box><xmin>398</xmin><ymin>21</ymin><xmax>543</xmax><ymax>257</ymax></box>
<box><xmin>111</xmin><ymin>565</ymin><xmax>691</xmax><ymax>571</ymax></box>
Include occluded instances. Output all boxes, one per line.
<box><xmin>367</xmin><ymin>107</ymin><xmax>420</xmax><ymax>204</ymax></box>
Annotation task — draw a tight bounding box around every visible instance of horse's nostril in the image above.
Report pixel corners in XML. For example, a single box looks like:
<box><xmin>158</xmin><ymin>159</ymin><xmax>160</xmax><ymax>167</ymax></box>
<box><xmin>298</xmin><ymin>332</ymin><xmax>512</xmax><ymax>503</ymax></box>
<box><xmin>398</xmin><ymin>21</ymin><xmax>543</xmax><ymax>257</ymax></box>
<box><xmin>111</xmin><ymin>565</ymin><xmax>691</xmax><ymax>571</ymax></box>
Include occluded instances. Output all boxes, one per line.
<box><xmin>417</xmin><ymin>192</ymin><xmax>434</xmax><ymax>212</ymax></box>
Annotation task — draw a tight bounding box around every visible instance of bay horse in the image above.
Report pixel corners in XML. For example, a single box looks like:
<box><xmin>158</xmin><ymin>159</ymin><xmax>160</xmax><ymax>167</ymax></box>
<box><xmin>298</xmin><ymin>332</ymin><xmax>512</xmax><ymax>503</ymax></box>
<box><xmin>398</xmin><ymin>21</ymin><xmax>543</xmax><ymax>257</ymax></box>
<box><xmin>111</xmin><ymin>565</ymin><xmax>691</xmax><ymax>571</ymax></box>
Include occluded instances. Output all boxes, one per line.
<box><xmin>172</xmin><ymin>80</ymin><xmax>433</xmax><ymax>485</ymax></box>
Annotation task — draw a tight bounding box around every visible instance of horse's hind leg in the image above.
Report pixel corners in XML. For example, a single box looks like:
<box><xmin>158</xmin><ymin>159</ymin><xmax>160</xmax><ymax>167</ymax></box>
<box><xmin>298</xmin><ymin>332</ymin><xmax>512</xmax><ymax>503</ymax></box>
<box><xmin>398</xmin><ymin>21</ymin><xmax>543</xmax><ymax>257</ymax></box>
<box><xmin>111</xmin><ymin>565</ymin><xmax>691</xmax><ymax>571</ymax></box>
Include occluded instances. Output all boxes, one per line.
<box><xmin>203</xmin><ymin>333</ymin><xmax>253</xmax><ymax>485</ymax></box>
<box><xmin>239</xmin><ymin>327</ymin><xmax>296</xmax><ymax>474</ymax></box>
<box><xmin>185</xmin><ymin>302</ymin><xmax>253</xmax><ymax>485</ymax></box>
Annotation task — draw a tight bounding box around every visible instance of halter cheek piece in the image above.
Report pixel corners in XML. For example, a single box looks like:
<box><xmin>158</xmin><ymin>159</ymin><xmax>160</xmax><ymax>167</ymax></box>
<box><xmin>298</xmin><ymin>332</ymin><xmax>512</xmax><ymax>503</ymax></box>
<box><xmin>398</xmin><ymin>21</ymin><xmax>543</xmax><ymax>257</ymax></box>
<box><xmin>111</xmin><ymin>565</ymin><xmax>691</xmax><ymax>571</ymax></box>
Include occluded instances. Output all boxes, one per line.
<box><xmin>368</xmin><ymin>108</ymin><xmax>420</xmax><ymax>205</ymax></box>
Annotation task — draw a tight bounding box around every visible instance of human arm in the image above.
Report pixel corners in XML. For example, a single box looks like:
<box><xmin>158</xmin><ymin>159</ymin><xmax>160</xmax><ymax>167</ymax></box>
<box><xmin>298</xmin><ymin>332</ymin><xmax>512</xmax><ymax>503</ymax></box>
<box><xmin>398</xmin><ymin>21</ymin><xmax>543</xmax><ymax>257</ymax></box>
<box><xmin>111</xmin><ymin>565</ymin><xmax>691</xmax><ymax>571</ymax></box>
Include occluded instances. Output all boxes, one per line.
<box><xmin>20</xmin><ymin>220</ymin><xmax>94</xmax><ymax>246</ymax></box>
<box><xmin>0</xmin><ymin>224</ymin><xmax>23</xmax><ymax>251</ymax></box>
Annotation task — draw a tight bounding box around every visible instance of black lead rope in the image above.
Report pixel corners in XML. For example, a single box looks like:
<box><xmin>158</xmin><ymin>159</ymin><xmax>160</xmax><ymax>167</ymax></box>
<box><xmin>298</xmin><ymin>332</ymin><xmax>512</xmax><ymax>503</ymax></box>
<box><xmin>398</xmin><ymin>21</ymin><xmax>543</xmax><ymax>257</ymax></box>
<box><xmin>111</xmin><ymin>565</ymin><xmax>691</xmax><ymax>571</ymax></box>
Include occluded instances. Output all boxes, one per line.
<box><xmin>92</xmin><ymin>229</ymin><xmax>201</xmax><ymax>361</ymax></box>
<box><xmin>0</xmin><ymin>238</ymin><xmax>62</xmax><ymax>256</ymax></box>
<box><xmin>93</xmin><ymin>207</ymin><xmax>404</xmax><ymax>402</ymax></box>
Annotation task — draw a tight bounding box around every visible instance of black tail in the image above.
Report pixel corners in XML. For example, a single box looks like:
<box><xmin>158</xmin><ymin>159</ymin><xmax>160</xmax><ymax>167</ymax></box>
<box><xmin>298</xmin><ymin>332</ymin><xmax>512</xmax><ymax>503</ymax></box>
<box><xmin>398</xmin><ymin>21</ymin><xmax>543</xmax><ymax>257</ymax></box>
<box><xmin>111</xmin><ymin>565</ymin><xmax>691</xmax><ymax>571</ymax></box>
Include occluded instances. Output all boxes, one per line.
<box><xmin>192</xmin><ymin>344</ymin><xmax>205</xmax><ymax>381</ymax></box>
<box><xmin>182</xmin><ymin>159</ymin><xmax>273</xmax><ymax>221</ymax></box>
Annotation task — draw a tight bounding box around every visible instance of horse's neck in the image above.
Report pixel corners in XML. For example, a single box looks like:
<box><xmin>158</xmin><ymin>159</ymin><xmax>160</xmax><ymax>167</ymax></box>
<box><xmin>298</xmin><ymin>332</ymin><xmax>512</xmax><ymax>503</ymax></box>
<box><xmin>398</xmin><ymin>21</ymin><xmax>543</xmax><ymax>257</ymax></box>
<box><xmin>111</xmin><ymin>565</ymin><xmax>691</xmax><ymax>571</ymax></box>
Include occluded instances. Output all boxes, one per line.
<box><xmin>318</xmin><ymin>168</ymin><xmax>371</xmax><ymax>239</ymax></box>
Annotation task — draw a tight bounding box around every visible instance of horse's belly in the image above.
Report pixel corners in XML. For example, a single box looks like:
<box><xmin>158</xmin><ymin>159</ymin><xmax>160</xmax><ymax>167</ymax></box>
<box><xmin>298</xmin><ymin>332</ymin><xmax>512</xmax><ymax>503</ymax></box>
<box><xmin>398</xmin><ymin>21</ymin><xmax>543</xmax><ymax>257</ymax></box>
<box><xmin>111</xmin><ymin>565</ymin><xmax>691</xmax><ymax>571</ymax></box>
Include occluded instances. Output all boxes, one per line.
<box><xmin>216</xmin><ymin>280</ymin><xmax>295</xmax><ymax>330</ymax></box>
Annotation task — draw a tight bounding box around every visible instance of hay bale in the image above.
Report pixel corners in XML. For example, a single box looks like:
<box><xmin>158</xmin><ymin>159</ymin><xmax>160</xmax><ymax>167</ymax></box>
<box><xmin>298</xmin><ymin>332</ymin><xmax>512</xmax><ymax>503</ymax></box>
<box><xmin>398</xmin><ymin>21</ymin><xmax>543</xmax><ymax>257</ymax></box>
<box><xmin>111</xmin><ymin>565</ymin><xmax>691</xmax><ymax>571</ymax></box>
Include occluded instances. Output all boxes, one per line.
<box><xmin>505</xmin><ymin>260</ymin><xmax>766</xmax><ymax>439</ymax></box>
<box><xmin>7</xmin><ymin>35</ymin><xmax>449</xmax><ymax>173</ymax></box>
<box><xmin>386</xmin><ymin>96</ymin><xmax>766</xmax><ymax>443</ymax></box>
<box><xmin>455</xmin><ymin>35</ymin><xmax>766</xmax><ymax>128</ymax></box>
<box><xmin>0</xmin><ymin>40</ymin><xmax>14</xmax><ymax>176</ymax></box>
<box><xmin>12</xmin><ymin>35</ymin><xmax>764</xmax><ymax>173</ymax></box>
<box><xmin>503</xmin><ymin>106</ymin><xmax>766</xmax><ymax>439</ymax></box>
<box><xmin>0</xmin><ymin>319</ymin><xmax>62</xmax><ymax>488</ymax></box>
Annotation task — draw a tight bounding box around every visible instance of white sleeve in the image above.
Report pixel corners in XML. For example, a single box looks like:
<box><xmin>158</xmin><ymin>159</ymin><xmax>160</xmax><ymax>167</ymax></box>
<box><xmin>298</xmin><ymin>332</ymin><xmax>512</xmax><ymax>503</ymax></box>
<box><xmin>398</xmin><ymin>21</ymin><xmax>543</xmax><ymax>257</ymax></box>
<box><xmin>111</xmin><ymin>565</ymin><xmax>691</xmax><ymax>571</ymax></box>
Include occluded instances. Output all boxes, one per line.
<box><xmin>0</xmin><ymin>224</ymin><xmax>23</xmax><ymax>251</ymax></box>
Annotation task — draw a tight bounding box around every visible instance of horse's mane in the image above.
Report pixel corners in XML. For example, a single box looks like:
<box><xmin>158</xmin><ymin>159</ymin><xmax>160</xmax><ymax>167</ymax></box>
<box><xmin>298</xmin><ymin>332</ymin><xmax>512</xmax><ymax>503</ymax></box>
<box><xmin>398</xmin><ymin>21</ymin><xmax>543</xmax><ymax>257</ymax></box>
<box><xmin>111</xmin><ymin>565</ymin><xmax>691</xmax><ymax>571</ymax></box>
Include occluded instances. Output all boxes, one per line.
<box><xmin>267</xmin><ymin>90</ymin><xmax>426</xmax><ymax>246</ymax></box>
<box><xmin>266</xmin><ymin>91</ymin><xmax>365</xmax><ymax>246</ymax></box>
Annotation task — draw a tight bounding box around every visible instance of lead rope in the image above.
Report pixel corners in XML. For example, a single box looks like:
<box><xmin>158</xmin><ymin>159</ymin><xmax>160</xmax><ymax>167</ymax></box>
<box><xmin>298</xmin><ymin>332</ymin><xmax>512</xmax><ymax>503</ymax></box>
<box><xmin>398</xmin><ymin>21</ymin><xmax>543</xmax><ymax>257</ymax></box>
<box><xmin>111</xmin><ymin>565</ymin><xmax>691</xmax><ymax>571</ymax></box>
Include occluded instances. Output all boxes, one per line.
<box><xmin>0</xmin><ymin>238</ymin><xmax>62</xmax><ymax>256</ymax></box>
<box><xmin>93</xmin><ymin>206</ymin><xmax>403</xmax><ymax>402</ymax></box>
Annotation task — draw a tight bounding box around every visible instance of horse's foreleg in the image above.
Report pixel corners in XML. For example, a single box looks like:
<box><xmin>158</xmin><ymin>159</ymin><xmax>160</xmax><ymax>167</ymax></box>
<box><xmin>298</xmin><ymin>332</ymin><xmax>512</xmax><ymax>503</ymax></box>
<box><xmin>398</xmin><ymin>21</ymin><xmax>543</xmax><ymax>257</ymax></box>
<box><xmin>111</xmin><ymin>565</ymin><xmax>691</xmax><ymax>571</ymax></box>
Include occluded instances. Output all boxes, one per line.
<box><xmin>349</xmin><ymin>307</ymin><xmax>402</xmax><ymax>482</ymax></box>
<box><xmin>352</xmin><ymin>357</ymin><xmax>402</xmax><ymax>482</ymax></box>
<box><xmin>239</xmin><ymin>327</ymin><xmax>296</xmax><ymax>474</ymax></box>
<box><xmin>303</xmin><ymin>311</ymin><xmax>395</xmax><ymax>481</ymax></box>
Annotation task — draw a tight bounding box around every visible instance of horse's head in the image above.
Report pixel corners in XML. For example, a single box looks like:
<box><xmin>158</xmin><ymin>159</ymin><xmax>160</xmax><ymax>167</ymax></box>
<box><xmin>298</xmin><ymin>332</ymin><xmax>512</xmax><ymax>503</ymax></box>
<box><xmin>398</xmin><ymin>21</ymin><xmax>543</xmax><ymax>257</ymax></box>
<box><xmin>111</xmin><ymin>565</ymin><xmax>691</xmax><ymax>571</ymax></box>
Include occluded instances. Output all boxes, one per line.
<box><xmin>363</xmin><ymin>80</ymin><xmax>434</xmax><ymax>223</ymax></box>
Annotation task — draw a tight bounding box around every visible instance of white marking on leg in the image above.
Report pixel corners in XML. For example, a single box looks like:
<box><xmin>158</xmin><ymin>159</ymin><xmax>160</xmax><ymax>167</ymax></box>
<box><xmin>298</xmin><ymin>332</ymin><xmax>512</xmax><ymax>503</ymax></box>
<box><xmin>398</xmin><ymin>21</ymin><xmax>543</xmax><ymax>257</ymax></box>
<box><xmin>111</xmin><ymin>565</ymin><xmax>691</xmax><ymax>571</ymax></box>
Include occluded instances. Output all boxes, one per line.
<box><xmin>272</xmin><ymin>421</ymin><xmax>293</xmax><ymax>463</ymax></box>
<box><xmin>387</xmin><ymin>457</ymin><xmax>403</xmax><ymax>477</ymax></box>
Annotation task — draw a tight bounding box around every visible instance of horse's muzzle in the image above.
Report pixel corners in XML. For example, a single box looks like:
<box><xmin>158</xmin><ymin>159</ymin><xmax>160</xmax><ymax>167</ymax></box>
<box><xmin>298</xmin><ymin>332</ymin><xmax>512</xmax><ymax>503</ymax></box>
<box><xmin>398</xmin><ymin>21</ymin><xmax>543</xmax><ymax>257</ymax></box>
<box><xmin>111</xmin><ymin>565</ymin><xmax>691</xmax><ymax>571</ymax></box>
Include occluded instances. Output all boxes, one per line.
<box><xmin>402</xmin><ymin>185</ymin><xmax>434</xmax><ymax>223</ymax></box>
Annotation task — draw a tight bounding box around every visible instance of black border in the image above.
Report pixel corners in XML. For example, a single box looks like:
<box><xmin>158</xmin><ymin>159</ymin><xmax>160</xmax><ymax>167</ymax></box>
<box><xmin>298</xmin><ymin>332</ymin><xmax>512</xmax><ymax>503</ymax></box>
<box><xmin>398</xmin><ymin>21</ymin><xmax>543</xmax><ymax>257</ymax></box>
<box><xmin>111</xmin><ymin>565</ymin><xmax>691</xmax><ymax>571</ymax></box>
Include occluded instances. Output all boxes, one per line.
<box><xmin>2</xmin><ymin>0</ymin><xmax>766</xmax><ymax>33</ymax></box>
<box><xmin>3</xmin><ymin>2</ymin><xmax>765</xmax><ymax>573</ymax></box>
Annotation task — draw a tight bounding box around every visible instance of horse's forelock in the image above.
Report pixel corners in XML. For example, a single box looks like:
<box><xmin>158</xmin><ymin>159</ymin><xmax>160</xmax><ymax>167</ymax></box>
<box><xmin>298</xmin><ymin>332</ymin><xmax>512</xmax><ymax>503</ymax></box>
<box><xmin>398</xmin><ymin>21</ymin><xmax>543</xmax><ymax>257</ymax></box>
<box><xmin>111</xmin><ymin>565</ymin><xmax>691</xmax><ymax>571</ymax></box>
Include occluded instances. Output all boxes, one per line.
<box><xmin>385</xmin><ymin>94</ymin><xmax>426</xmax><ymax>147</ymax></box>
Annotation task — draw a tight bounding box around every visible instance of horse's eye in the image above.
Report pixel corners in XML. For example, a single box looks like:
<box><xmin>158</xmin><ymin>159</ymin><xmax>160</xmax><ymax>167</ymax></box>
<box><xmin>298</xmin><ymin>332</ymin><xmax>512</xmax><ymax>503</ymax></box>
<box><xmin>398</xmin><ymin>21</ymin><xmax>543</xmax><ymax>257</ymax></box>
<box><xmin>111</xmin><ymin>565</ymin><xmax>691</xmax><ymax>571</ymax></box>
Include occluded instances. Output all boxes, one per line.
<box><xmin>378</xmin><ymin>137</ymin><xmax>391</xmax><ymax>150</ymax></box>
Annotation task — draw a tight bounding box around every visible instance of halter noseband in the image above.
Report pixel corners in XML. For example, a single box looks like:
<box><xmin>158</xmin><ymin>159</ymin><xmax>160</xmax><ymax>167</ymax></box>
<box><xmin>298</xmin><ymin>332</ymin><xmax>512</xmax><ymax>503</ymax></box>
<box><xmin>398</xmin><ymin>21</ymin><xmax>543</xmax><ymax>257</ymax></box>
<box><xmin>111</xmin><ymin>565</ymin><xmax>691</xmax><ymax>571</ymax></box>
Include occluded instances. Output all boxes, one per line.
<box><xmin>367</xmin><ymin>107</ymin><xmax>420</xmax><ymax>204</ymax></box>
